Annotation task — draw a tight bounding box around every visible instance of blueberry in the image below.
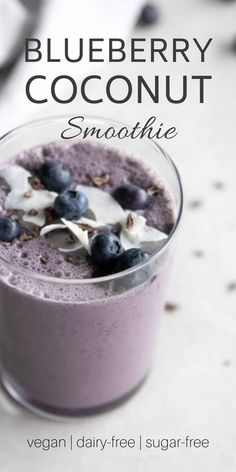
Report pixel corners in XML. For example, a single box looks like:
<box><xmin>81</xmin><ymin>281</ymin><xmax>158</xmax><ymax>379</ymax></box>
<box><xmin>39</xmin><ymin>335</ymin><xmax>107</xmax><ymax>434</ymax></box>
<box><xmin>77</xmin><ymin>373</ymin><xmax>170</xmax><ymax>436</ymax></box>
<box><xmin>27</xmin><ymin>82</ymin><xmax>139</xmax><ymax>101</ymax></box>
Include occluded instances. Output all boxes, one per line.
<box><xmin>39</xmin><ymin>160</ymin><xmax>72</xmax><ymax>193</ymax></box>
<box><xmin>112</xmin><ymin>184</ymin><xmax>148</xmax><ymax>210</ymax></box>
<box><xmin>90</xmin><ymin>232</ymin><xmax>124</xmax><ymax>266</ymax></box>
<box><xmin>54</xmin><ymin>190</ymin><xmax>89</xmax><ymax>220</ymax></box>
<box><xmin>0</xmin><ymin>217</ymin><xmax>22</xmax><ymax>242</ymax></box>
<box><xmin>113</xmin><ymin>248</ymin><xmax>146</xmax><ymax>273</ymax></box>
<box><xmin>138</xmin><ymin>3</ymin><xmax>159</xmax><ymax>26</ymax></box>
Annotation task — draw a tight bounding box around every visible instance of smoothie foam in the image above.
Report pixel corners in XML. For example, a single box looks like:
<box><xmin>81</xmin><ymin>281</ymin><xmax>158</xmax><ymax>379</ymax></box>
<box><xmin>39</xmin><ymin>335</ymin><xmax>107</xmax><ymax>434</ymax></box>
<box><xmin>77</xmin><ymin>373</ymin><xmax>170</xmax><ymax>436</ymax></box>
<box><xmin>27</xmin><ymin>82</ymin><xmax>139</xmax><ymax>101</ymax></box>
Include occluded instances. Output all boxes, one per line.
<box><xmin>0</xmin><ymin>140</ymin><xmax>175</xmax><ymax>282</ymax></box>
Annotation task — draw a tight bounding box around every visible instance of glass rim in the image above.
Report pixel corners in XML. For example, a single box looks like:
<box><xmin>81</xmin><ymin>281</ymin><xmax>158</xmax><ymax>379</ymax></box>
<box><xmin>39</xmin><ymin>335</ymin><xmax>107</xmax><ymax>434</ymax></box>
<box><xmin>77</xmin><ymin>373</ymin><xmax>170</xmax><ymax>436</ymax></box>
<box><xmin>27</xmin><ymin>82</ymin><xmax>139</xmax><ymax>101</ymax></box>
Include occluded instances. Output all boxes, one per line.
<box><xmin>0</xmin><ymin>114</ymin><xmax>184</xmax><ymax>285</ymax></box>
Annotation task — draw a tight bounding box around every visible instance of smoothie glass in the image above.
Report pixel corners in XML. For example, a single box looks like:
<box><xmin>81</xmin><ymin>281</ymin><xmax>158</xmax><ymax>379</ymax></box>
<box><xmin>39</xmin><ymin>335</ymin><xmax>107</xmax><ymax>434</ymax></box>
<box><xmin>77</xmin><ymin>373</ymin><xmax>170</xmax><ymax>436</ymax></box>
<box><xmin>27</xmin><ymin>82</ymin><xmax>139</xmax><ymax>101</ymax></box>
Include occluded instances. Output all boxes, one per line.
<box><xmin>0</xmin><ymin>116</ymin><xmax>183</xmax><ymax>418</ymax></box>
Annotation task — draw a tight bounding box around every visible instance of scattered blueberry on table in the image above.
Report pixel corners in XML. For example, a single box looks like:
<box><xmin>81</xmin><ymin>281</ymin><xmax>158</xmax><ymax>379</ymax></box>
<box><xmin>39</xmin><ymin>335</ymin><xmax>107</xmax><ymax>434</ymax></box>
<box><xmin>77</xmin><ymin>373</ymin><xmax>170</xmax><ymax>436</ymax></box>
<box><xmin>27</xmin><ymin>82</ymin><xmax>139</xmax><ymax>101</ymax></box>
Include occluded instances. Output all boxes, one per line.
<box><xmin>138</xmin><ymin>3</ymin><xmax>159</xmax><ymax>26</ymax></box>
<box><xmin>54</xmin><ymin>190</ymin><xmax>89</xmax><ymax>220</ymax></box>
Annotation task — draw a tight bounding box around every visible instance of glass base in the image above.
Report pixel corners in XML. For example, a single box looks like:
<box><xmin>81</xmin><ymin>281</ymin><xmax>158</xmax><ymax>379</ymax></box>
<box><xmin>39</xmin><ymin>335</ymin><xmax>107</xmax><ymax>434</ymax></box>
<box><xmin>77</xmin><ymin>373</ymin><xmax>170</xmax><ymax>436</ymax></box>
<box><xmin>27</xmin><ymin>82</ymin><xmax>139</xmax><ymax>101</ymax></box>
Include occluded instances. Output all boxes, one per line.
<box><xmin>0</xmin><ymin>371</ymin><xmax>148</xmax><ymax>421</ymax></box>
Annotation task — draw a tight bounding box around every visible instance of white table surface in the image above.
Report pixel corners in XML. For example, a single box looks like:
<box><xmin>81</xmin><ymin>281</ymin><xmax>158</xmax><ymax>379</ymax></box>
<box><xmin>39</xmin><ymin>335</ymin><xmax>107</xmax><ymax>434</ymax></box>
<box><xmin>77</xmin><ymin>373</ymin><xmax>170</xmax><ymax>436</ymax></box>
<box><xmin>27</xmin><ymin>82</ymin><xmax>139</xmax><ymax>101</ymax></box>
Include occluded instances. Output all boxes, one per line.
<box><xmin>0</xmin><ymin>0</ymin><xmax>236</xmax><ymax>471</ymax></box>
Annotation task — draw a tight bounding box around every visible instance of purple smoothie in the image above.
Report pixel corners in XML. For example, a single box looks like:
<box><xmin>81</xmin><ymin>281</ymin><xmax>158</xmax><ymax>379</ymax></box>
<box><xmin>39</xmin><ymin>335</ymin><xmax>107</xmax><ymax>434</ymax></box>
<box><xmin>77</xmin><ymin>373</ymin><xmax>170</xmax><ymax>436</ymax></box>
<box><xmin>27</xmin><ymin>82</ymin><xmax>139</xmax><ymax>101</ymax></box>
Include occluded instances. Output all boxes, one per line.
<box><xmin>0</xmin><ymin>140</ymin><xmax>176</xmax><ymax>415</ymax></box>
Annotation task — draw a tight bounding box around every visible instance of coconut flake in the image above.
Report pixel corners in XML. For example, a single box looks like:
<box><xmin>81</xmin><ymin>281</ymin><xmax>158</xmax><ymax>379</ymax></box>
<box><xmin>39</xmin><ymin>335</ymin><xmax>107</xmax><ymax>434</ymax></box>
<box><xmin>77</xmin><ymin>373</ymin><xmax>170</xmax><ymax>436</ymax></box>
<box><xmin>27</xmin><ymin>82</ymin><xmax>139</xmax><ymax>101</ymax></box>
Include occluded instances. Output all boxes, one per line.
<box><xmin>40</xmin><ymin>223</ymin><xmax>66</xmax><ymax>237</ymax></box>
<box><xmin>40</xmin><ymin>222</ymin><xmax>82</xmax><ymax>252</ymax></box>
<box><xmin>141</xmin><ymin>225</ymin><xmax>168</xmax><ymax>243</ymax></box>
<box><xmin>0</xmin><ymin>165</ymin><xmax>31</xmax><ymax>191</ymax></box>
<box><xmin>75</xmin><ymin>216</ymin><xmax>110</xmax><ymax>230</ymax></box>
<box><xmin>120</xmin><ymin>231</ymin><xmax>135</xmax><ymax>250</ymax></box>
<box><xmin>120</xmin><ymin>213</ymin><xmax>146</xmax><ymax>249</ymax></box>
<box><xmin>5</xmin><ymin>188</ymin><xmax>57</xmax><ymax>212</ymax></box>
<box><xmin>61</xmin><ymin>218</ymin><xmax>90</xmax><ymax>253</ymax></box>
<box><xmin>0</xmin><ymin>165</ymin><xmax>57</xmax><ymax>224</ymax></box>
<box><xmin>76</xmin><ymin>185</ymin><xmax>125</xmax><ymax>225</ymax></box>
<box><xmin>120</xmin><ymin>211</ymin><xmax>168</xmax><ymax>251</ymax></box>
<box><xmin>23</xmin><ymin>210</ymin><xmax>46</xmax><ymax>227</ymax></box>
<box><xmin>58</xmin><ymin>242</ymin><xmax>82</xmax><ymax>253</ymax></box>
<box><xmin>40</xmin><ymin>221</ymin><xmax>89</xmax><ymax>254</ymax></box>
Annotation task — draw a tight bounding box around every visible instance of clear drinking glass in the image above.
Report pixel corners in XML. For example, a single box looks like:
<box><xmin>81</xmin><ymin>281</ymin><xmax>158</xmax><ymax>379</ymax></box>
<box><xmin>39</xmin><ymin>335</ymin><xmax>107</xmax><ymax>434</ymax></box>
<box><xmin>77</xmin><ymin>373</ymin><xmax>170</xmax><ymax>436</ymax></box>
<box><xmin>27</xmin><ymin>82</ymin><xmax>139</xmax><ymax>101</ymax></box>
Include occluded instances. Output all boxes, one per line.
<box><xmin>0</xmin><ymin>115</ymin><xmax>183</xmax><ymax>418</ymax></box>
